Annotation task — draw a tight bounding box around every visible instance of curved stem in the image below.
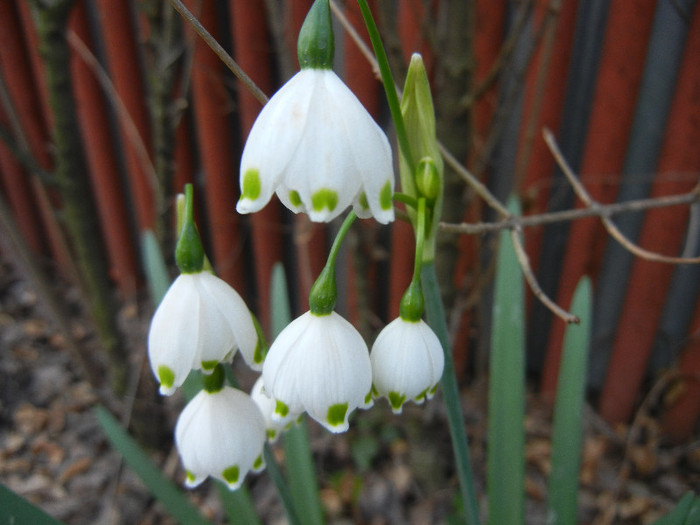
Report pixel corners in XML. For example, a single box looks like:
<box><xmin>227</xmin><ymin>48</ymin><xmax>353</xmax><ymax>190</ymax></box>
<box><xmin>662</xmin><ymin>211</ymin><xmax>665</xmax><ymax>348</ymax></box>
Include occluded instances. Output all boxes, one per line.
<box><xmin>327</xmin><ymin>210</ymin><xmax>357</xmax><ymax>268</ymax></box>
<box><xmin>421</xmin><ymin>263</ymin><xmax>481</xmax><ymax>525</ymax></box>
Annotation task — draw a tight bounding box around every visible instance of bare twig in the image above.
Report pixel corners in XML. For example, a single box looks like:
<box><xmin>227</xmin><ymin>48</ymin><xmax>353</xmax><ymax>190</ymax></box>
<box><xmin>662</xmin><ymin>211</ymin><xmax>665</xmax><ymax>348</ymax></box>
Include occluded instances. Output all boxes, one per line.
<box><xmin>544</xmin><ymin>128</ymin><xmax>700</xmax><ymax>265</ymax></box>
<box><xmin>168</xmin><ymin>0</ymin><xmax>269</xmax><ymax>105</ymax></box>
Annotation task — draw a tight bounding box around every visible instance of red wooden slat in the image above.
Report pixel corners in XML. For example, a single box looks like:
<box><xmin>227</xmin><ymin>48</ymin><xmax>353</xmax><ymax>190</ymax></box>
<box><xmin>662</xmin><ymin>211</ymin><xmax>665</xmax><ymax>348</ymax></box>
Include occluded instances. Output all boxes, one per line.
<box><xmin>230</xmin><ymin>0</ymin><xmax>284</xmax><ymax>334</ymax></box>
<box><xmin>95</xmin><ymin>0</ymin><xmax>155</xmax><ymax>232</ymax></box>
<box><xmin>69</xmin><ymin>1</ymin><xmax>137</xmax><ymax>296</ymax></box>
<box><xmin>540</xmin><ymin>0</ymin><xmax>658</xmax><ymax>399</ymax></box>
<box><xmin>0</xmin><ymin>1</ymin><xmax>73</xmax><ymax>271</ymax></box>
<box><xmin>599</xmin><ymin>6</ymin><xmax>700</xmax><ymax>424</ymax></box>
<box><xmin>185</xmin><ymin>0</ymin><xmax>246</xmax><ymax>292</ymax></box>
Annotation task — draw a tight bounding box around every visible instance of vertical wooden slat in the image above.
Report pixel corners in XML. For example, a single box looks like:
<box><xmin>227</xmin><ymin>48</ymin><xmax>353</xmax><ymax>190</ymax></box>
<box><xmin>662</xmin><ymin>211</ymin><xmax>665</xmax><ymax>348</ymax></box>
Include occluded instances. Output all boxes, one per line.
<box><xmin>592</xmin><ymin>0</ymin><xmax>695</xmax><ymax>403</ymax></box>
<box><xmin>69</xmin><ymin>1</ymin><xmax>137</xmax><ymax>295</ymax></box>
<box><xmin>94</xmin><ymin>0</ymin><xmax>155</xmax><ymax>232</ymax></box>
<box><xmin>540</xmin><ymin>0</ymin><xmax>658</xmax><ymax>398</ymax></box>
<box><xmin>185</xmin><ymin>0</ymin><xmax>246</xmax><ymax>292</ymax></box>
<box><xmin>230</xmin><ymin>0</ymin><xmax>283</xmax><ymax>333</ymax></box>
<box><xmin>599</xmin><ymin>4</ymin><xmax>700</xmax><ymax>424</ymax></box>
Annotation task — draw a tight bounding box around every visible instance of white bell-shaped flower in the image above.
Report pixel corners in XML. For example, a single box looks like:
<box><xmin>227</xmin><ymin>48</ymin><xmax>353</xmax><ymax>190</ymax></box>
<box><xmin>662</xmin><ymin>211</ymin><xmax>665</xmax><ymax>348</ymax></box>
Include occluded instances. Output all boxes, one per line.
<box><xmin>147</xmin><ymin>271</ymin><xmax>260</xmax><ymax>395</ymax></box>
<box><xmin>237</xmin><ymin>68</ymin><xmax>395</xmax><ymax>224</ymax></box>
<box><xmin>250</xmin><ymin>376</ymin><xmax>295</xmax><ymax>443</ymax></box>
<box><xmin>370</xmin><ymin>317</ymin><xmax>444</xmax><ymax>414</ymax></box>
<box><xmin>262</xmin><ymin>311</ymin><xmax>373</xmax><ymax>433</ymax></box>
<box><xmin>175</xmin><ymin>386</ymin><xmax>266</xmax><ymax>490</ymax></box>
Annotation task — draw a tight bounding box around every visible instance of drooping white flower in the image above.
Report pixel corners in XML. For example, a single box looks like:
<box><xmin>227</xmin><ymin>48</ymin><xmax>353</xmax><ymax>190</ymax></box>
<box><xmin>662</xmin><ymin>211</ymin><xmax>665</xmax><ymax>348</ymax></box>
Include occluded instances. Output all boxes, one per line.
<box><xmin>262</xmin><ymin>311</ymin><xmax>373</xmax><ymax>433</ymax></box>
<box><xmin>237</xmin><ymin>68</ymin><xmax>395</xmax><ymax>224</ymax></box>
<box><xmin>250</xmin><ymin>376</ymin><xmax>295</xmax><ymax>443</ymax></box>
<box><xmin>370</xmin><ymin>317</ymin><xmax>444</xmax><ymax>414</ymax></box>
<box><xmin>175</xmin><ymin>386</ymin><xmax>266</xmax><ymax>490</ymax></box>
<box><xmin>147</xmin><ymin>271</ymin><xmax>261</xmax><ymax>395</ymax></box>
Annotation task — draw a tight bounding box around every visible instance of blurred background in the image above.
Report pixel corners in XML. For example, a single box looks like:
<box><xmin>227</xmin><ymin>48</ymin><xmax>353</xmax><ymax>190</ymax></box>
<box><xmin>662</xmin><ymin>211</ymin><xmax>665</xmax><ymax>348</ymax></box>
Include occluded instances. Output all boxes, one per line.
<box><xmin>0</xmin><ymin>0</ymin><xmax>699</xmax><ymax>523</ymax></box>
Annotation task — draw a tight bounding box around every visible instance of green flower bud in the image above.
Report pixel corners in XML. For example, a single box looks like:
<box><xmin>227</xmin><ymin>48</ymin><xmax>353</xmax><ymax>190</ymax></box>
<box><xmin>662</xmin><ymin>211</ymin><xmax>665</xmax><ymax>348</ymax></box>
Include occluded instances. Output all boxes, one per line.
<box><xmin>400</xmin><ymin>53</ymin><xmax>443</xmax><ymax>262</ymax></box>
<box><xmin>399</xmin><ymin>281</ymin><xmax>425</xmax><ymax>322</ymax></box>
<box><xmin>175</xmin><ymin>184</ymin><xmax>205</xmax><ymax>274</ymax></box>
<box><xmin>309</xmin><ymin>264</ymin><xmax>337</xmax><ymax>316</ymax></box>
<box><xmin>297</xmin><ymin>0</ymin><xmax>334</xmax><ymax>70</ymax></box>
<box><xmin>416</xmin><ymin>156</ymin><xmax>440</xmax><ymax>201</ymax></box>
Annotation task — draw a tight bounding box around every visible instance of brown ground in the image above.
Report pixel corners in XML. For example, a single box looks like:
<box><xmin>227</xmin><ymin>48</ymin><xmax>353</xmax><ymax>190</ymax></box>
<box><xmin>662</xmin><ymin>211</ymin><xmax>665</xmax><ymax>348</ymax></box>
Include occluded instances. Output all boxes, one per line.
<box><xmin>0</xmin><ymin>260</ymin><xmax>698</xmax><ymax>524</ymax></box>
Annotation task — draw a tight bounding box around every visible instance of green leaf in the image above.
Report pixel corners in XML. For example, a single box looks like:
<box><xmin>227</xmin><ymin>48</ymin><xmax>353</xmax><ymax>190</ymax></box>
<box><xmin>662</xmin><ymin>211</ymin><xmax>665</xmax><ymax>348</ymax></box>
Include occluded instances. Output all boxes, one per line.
<box><xmin>0</xmin><ymin>484</ymin><xmax>66</xmax><ymax>525</ymax></box>
<box><xmin>546</xmin><ymin>277</ymin><xmax>592</xmax><ymax>524</ymax></box>
<box><xmin>652</xmin><ymin>492</ymin><xmax>700</xmax><ymax>525</ymax></box>
<box><xmin>95</xmin><ymin>406</ymin><xmax>212</xmax><ymax>525</ymax></box>
<box><xmin>488</xmin><ymin>196</ymin><xmax>526</xmax><ymax>525</ymax></box>
<box><xmin>141</xmin><ymin>230</ymin><xmax>171</xmax><ymax>306</ymax></box>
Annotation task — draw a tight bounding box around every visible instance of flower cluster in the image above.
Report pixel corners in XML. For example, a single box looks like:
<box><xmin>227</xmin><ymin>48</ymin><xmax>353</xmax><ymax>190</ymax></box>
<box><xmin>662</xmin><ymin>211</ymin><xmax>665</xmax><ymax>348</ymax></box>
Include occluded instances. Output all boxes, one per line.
<box><xmin>146</xmin><ymin>0</ymin><xmax>445</xmax><ymax>493</ymax></box>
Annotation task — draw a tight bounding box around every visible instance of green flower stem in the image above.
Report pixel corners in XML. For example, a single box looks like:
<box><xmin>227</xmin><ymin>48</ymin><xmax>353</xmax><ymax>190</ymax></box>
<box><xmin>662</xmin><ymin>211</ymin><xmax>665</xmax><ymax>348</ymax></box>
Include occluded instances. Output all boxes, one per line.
<box><xmin>412</xmin><ymin>198</ymin><xmax>426</xmax><ymax>285</ymax></box>
<box><xmin>309</xmin><ymin>211</ymin><xmax>357</xmax><ymax>315</ymax></box>
<box><xmin>355</xmin><ymin>0</ymin><xmax>415</xmax><ymax>175</ymax></box>
<box><xmin>421</xmin><ymin>262</ymin><xmax>480</xmax><ymax>525</ymax></box>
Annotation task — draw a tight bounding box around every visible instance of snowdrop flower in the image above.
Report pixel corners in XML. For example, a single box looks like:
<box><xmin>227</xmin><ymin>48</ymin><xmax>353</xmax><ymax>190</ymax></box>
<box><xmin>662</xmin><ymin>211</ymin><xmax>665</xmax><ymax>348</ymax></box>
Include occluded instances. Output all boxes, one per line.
<box><xmin>262</xmin><ymin>311</ymin><xmax>373</xmax><ymax>433</ymax></box>
<box><xmin>175</xmin><ymin>384</ymin><xmax>266</xmax><ymax>490</ymax></box>
<box><xmin>370</xmin><ymin>317</ymin><xmax>444</xmax><ymax>414</ymax></box>
<box><xmin>250</xmin><ymin>376</ymin><xmax>294</xmax><ymax>443</ymax></box>
<box><xmin>236</xmin><ymin>0</ymin><xmax>394</xmax><ymax>224</ymax></box>
<box><xmin>148</xmin><ymin>272</ymin><xmax>261</xmax><ymax>395</ymax></box>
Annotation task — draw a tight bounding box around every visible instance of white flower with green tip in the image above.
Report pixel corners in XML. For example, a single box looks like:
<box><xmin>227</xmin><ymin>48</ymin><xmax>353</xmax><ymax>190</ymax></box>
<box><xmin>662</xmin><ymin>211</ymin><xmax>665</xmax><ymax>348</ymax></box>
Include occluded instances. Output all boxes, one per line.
<box><xmin>175</xmin><ymin>386</ymin><xmax>266</xmax><ymax>490</ymax></box>
<box><xmin>147</xmin><ymin>271</ymin><xmax>261</xmax><ymax>395</ymax></box>
<box><xmin>236</xmin><ymin>68</ymin><xmax>395</xmax><ymax>224</ymax></box>
<box><xmin>262</xmin><ymin>311</ymin><xmax>373</xmax><ymax>433</ymax></box>
<box><xmin>370</xmin><ymin>317</ymin><xmax>444</xmax><ymax>414</ymax></box>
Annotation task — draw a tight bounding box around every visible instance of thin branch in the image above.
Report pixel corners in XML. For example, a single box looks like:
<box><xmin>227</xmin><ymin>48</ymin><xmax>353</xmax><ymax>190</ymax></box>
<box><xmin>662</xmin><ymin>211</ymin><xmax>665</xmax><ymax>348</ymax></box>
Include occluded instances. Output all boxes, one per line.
<box><xmin>440</xmin><ymin>191</ymin><xmax>700</xmax><ymax>234</ymax></box>
<box><xmin>510</xmin><ymin>227</ymin><xmax>579</xmax><ymax>324</ymax></box>
<box><xmin>544</xmin><ymin>128</ymin><xmax>700</xmax><ymax>265</ymax></box>
<box><xmin>167</xmin><ymin>0</ymin><xmax>269</xmax><ymax>106</ymax></box>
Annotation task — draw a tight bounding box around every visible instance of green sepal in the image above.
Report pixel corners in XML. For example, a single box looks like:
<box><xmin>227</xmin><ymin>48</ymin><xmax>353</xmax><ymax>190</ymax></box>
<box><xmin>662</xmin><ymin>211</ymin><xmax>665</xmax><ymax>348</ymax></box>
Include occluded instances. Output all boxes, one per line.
<box><xmin>400</xmin><ymin>54</ymin><xmax>443</xmax><ymax>263</ymax></box>
<box><xmin>309</xmin><ymin>264</ymin><xmax>337</xmax><ymax>316</ymax></box>
<box><xmin>202</xmin><ymin>364</ymin><xmax>225</xmax><ymax>393</ymax></box>
<box><xmin>399</xmin><ymin>280</ymin><xmax>424</xmax><ymax>322</ymax></box>
<box><xmin>175</xmin><ymin>184</ymin><xmax>205</xmax><ymax>273</ymax></box>
<box><xmin>297</xmin><ymin>0</ymin><xmax>334</xmax><ymax>69</ymax></box>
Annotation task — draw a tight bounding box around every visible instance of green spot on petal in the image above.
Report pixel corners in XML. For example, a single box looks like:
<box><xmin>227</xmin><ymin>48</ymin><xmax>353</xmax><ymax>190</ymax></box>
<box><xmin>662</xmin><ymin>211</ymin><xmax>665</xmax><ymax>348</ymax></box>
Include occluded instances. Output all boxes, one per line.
<box><xmin>371</xmin><ymin>384</ymin><xmax>379</xmax><ymax>397</ymax></box>
<box><xmin>358</xmin><ymin>192</ymin><xmax>369</xmax><ymax>210</ymax></box>
<box><xmin>289</xmin><ymin>190</ymin><xmax>302</xmax><ymax>207</ymax></box>
<box><xmin>415</xmin><ymin>387</ymin><xmax>429</xmax><ymax>402</ymax></box>
<box><xmin>388</xmin><ymin>392</ymin><xmax>406</xmax><ymax>411</ymax></box>
<box><xmin>157</xmin><ymin>365</ymin><xmax>175</xmax><ymax>389</ymax></box>
<box><xmin>364</xmin><ymin>391</ymin><xmax>372</xmax><ymax>404</ymax></box>
<box><xmin>253</xmin><ymin>455</ymin><xmax>264</xmax><ymax>470</ymax></box>
<box><xmin>380</xmin><ymin>181</ymin><xmax>392</xmax><ymax>210</ymax></box>
<box><xmin>275</xmin><ymin>400</ymin><xmax>290</xmax><ymax>418</ymax></box>
<box><xmin>429</xmin><ymin>384</ymin><xmax>438</xmax><ymax>395</ymax></box>
<box><xmin>326</xmin><ymin>403</ymin><xmax>348</xmax><ymax>427</ymax></box>
<box><xmin>222</xmin><ymin>465</ymin><xmax>240</xmax><ymax>485</ymax></box>
<box><xmin>201</xmin><ymin>360</ymin><xmax>218</xmax><ymax>371</ymax></box>
<box><xmin>185</xmin><ymin>470</ymin><xmax>196</xmax><ymax>483</ymax></box>
<box><xmin>311</xmin><ymin>188</ymin><xmax>338</xmax><ymax>212</ymax></box>
<box><xmin>242</xmin><ymin>169</ymin><xmax>261</xmax><ymax>200</ymax></box>
<box><xmin>266</xmin><ymin>429</ymin><xmax>277</xmax><ymax>440</ymax></box>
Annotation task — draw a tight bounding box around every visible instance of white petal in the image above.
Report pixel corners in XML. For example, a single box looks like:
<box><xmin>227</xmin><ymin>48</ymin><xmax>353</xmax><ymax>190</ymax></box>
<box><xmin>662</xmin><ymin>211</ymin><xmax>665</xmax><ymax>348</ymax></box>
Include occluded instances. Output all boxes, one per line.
<box><xmin>370</xmin><ymin>318</ymin><xmax>444</xmax><ymax>413</ymax></box>
<box><xmin>147</xmin><ymin>274</ymin><xmax>200</xmax><ymax>395</ymax></box>
<box><xmin>175</xmin><ymin>387</ymin><xmax>266</xmax><ymax>490</ymax></box>
<box><xmin>263</xmin><ymin>311</ymin><xmax>372</xmax><ymax>432</ymax></box>
<box><xmin>238</xmin><ymin>71</ymin><xmax>316</xmax><ymax>214</ymax></box>
<box><xmin>196</xmin><ymin>272</ymin><xmax>261</xmax><ymax>370</ymax></box>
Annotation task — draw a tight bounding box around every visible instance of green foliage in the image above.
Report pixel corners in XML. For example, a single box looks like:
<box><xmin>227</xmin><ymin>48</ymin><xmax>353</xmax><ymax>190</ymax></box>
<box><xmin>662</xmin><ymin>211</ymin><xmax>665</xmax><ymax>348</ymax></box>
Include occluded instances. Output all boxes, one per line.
<box><xmin>488</xmin><ymin>196</ymin><xmax>526</xmax><ymax>525</ymax></box>
<box><xmin>546</xmin><ymin>277</ymin><xmax>592</xmax><ymax>524</ymax></box>
<box><xmin>652</xmin><ymin>492</ymin><xmax>700</xmax><ymax>525</ymax></box>
<box><xmin>0</xmin><ymin>484</ymin><xmax>66</xmax><ymax>525</ymax></box>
